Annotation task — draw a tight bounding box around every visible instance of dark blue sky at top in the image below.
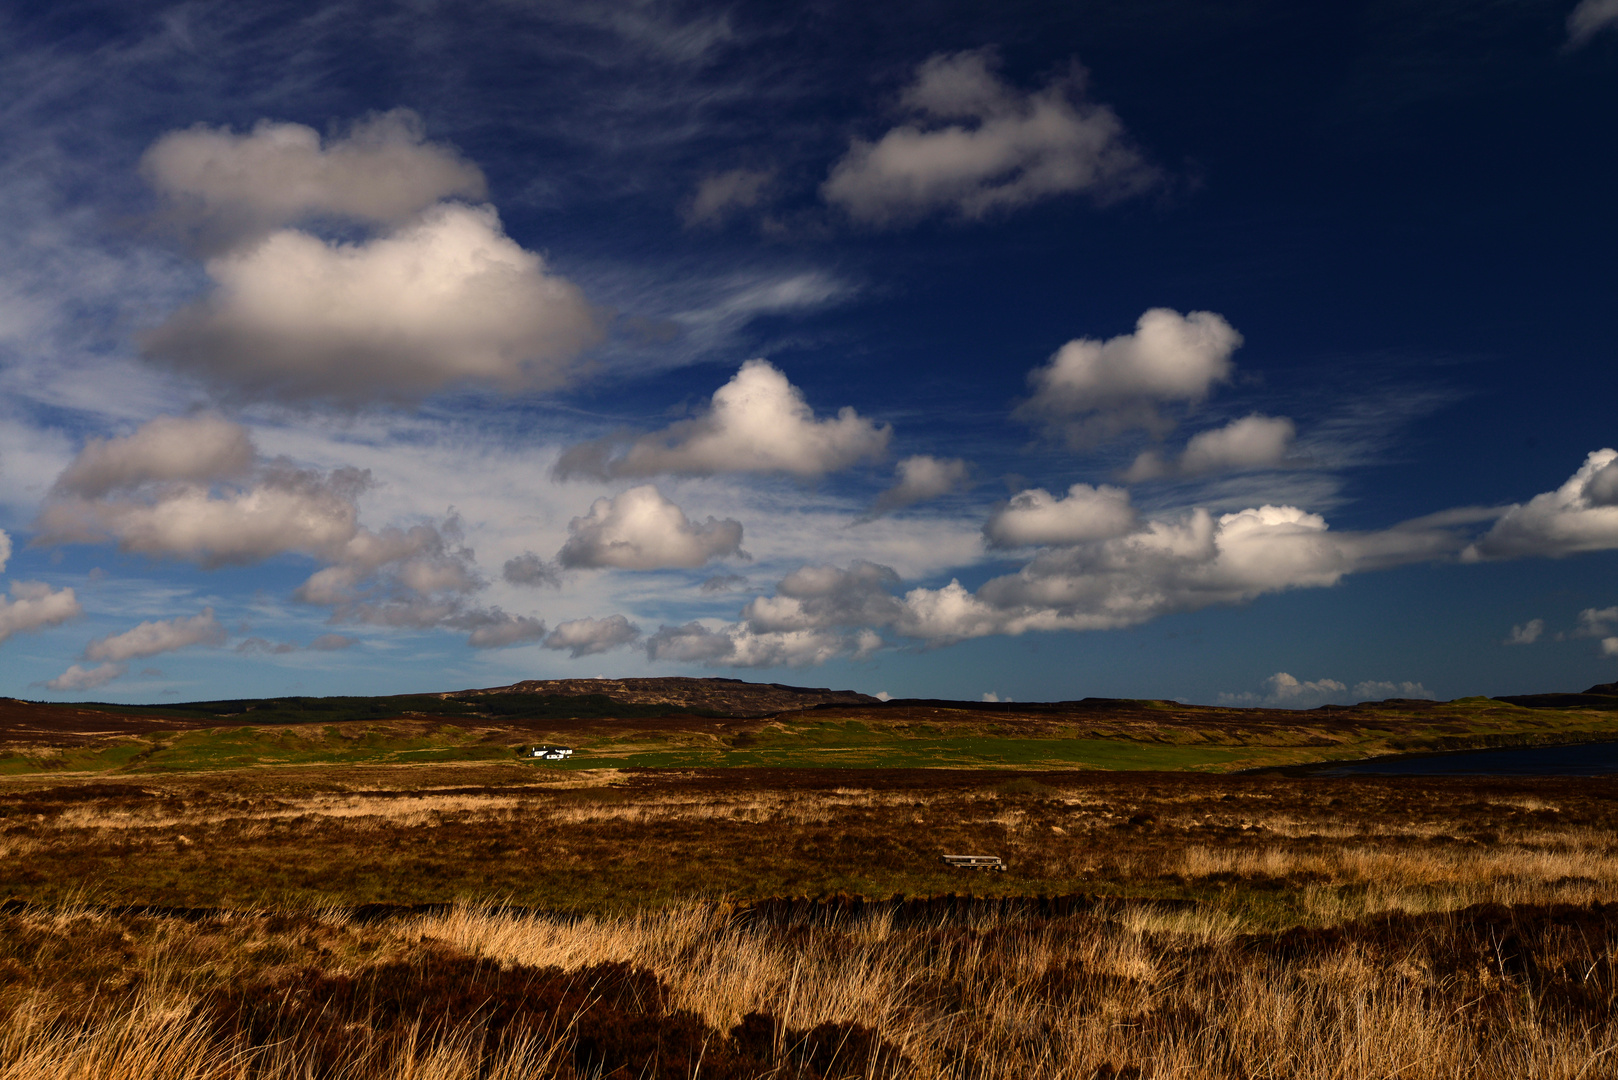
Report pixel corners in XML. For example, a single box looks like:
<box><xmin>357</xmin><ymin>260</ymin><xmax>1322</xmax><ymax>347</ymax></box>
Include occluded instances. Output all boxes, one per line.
<box><xmin>0</xmin><ymin>0</ymin><xmax>1614</xmax><ymax>704</ymax></box>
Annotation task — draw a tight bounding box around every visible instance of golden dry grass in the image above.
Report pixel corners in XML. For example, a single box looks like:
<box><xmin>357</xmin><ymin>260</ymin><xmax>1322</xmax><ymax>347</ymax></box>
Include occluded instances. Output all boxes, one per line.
<box><xmin>5</xmin><ymin>768</ymin><xmax>1618</xmax><ymax>1076</ymax></box>
<box><xmin>417</xmin><ymin>899</ymin><xmax>1618</xmax><ymax>1079</ymax></box>
<box><xmin>3</xmin><ymin>897</ymin><xmax>1616</xmax><ymax>1079</ymax></box>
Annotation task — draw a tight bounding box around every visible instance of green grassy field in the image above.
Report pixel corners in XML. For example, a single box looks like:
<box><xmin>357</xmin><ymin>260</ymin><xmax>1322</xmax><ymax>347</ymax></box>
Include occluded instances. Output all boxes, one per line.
<box><xmin>547</xmin><ymin>730</ymin><xmax>1291</xmax><ymax>771</ymax></box>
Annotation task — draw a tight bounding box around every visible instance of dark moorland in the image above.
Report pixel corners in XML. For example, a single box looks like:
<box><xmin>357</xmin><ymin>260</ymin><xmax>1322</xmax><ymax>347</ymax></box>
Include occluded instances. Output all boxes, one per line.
<box><xmin>6</xmin><ymin>676</ymin><xmax>1618</xmax><ymax>774</ymax></box>
<box><xmin>5</xmin><ymin>678</ymin><xmax>1618</xmax><ymax>1078</ymax></box>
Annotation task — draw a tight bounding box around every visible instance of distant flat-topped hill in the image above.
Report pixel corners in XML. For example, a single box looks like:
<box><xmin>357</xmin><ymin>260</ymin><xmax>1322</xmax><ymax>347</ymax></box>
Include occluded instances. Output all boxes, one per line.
<box><xmin>1493</xmin><ymin>682</ymin><xmax>1618</xmax><ymax>710</ymax></box>
<box><xmin>449</xmin><ymin>677</ymin><xmax>878</xmax><ymax>717</ymax></box>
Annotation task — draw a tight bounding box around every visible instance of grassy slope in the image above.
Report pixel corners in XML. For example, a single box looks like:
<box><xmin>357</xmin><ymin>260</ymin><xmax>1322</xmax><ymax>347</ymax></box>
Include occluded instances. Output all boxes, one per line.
<box><xmin>4</xmin><ymin>694</ymin><xmax>1618</xmax><ymax>775</ymax></box>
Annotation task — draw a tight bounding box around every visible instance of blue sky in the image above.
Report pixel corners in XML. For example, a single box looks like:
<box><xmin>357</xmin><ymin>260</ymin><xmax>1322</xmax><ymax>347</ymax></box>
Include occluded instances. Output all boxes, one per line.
<box><xmin>1</xmin><ymin>0</ymin><xmax>1615</xmax><ymax>706</ymax></box>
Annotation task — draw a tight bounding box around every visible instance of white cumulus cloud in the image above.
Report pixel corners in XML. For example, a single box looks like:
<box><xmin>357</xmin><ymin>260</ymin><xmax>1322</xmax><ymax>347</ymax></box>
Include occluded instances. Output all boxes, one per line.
<box><xmin>38</xmin><ymin>417</ymin><xmax>368</xmax><ymax>568</ymax></box>
<box><xmin>1577</xmin><ymin>606</ymin><xmax>1618</xmax><ymax>638</ymax></box>
<box><xmin>141</xmin><ymin>110</ymin><xmax>487</xmax><ymax>249</ymax></box>
<box><xmin>502</xmin><ymin>552</ymin><xmax>562</xmax><ymax>588</ymax></box>
<box><xmin>984</xmin><ymin>483</ymin><xmax>1137</xmax><ymax>547</ymax></box>
<box><xmin>643</xmin><ymin>621</ymin><xmax>736</xmax><ymax>663</ymax></box>
<box><xmin>1568</xmin><ymin>0</ymin><xmax>1618</xmax><ymax>46</ymax></box>
<box><xmin>1018</xmin><ymin>309</ymin><xmax>1244</xmax><ymax>445</ymax></box>
<box><xmin>544</xmin><ymin>614</ymin><xmax>642</xmax><ymax>657</ymax></box>
<box><xmin>295</xmin><ymin>518</ymin><xmax>484</xmax><ymax>629</ymax></box>
<box><xmin>899</xmin><ymin>503</ymin><xmax>1465</xmax><ymax>642</ymax></box>
<box><xmin>700</xmin><ymin>574</ymin><xmax>749</xmax><ymax>593</ymax></box>
<box><xmin>51</xmin><ymin>413</ymin><xmax>255</xmax><ymax>497</ymax></box>
<box><xmin>1353</xmin><ymin>679</ymin><xmax>1435</xmax><ymax>701</ymax></box>
<box><xmin>44</xmin><ymin>662</ymin><xmax>125</xmax><ymax>692</ymax></box>
<box><xmin>557</xmin><ymin>486</ymin><xmax>746</xmax><ymax>570</ymax></box>
<box><xmin>623</xmin><ymin>484</ymin><xmax>1482</xmax><ymax>667</ymax></box>
<box><xmin>740</xmin><ymin>562</ymin><xmax>903</xmax><ymax>635</ymax></box>
<box><xmin>1125</xmin><ymin>415</ymin><xmax>1297</xmax><ymax>481</ymax></box>
<box><xmin>1505</xmin><ymin>618</ymin><xmax>1545</xmax><ymax>645</ymax></box>
<box><xmin>40</xmin><ymin>467</ymin><xmax>367</xmax><ymax>569</ymax></box>
<box><xmin>1220</xmin><ymin>673</ymin><xmax>1348</xmax><ymax>708</ymax></box>
<box><xmin>142</xmin><ymin>203</ymin><xmax>602</xmax><ymax>403</ymax></box>
<box><xmin>36</xmin><ymin>416</ymin><xmax>543</xmax><ymax>649</ymax></box>
<box><xmin>863</xmin><ymin>455</ymin><xmax>971</xmax><ymax>519</ymax></box>
<box><xmin>458</xmin><ymin>610</ymin><xmax>546</xmax><ymax>649</ymax></box>
<box><xmin>1465</xmin><ymin>450</ymin><xmax>1618</xmax><ymax>560</ymax></box>
<box><xmin>650</xmin><ymin>498</ymin><xmax>1474</xmax><ymax>667</ymax></box>
<box><xmin>822</xmin><ymin>49</ymin><xmax>1157</xmax><ymax>226</ymax></box>
<box><xmin>84</xmin><ymin>608</ymin><xmax>226</xmax><ymax>662</ymax></box>
<box><xmin>683</xmin><ymin>168</ymin><xmax>775</xmax><ymax>228</ymax></box>
<box><xmin>235</xmin><ymin>637</ymin><xmax>299</xmax><ymax>655</ymax></box>
<box><xmin>0</xmin><ymin>580</ymin><xmax>82</xmax><ymax>645</ymax></box>
<box><xmin>607</xmin><ymin>478</ymin><xmax>1495</xmax><ymax>666</ymax></box>
<box><xmin>553</xmin><ymin>359</ymin><xmax>889</xmax><ymax>480</ymax></box>
<box><xmin>1265</xmin><ymin>673</ymin><xmax>1348</xmax><ymax>706</ymax></box>
<box><xmin>50</xmin><ymin>609</ymin><xmax>226</xmax><ymax>692</ymax></box>
<box><xmin>1587</xmin><ymin>455</ymin><xmax>1618</xmax><ymax>506</ymax></box>
<box><xmin>645</xmin><ymin>620</ymin><xmax>847</xmax><ymax>668</ymax></box>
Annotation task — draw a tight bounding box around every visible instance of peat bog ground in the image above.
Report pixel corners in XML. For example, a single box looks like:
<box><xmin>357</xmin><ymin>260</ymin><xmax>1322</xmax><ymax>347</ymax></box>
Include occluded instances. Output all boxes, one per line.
<box><xmin>4</xmin><ymin>679</ymin><xmax>1618</xmax><ymax>1077</ymax></box>
<box><xmin>5</xmin><ymin>764</ymin><xmax>1618</xmax><ymax>1077</ymax></box>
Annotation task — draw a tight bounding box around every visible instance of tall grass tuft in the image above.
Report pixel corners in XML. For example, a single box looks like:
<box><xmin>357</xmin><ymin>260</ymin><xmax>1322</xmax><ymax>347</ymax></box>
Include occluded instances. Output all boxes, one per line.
<box><xmin>2</xmin><ymin>898</ymin><xmax>1617</xmax><ymax>1077</ymax></box>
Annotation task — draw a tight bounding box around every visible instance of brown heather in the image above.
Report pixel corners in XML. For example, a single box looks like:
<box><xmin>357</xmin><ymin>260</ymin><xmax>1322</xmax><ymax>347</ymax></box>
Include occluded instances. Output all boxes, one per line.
<box><xmin>2</xmin><ymin>898</ymin><xmax>1616</xmax><ymax>1078</ymax></box>
<box><xmin>3</xmin><ymin>766</ymin><xmax>1618</xmax><ymax>1077</ymax></box>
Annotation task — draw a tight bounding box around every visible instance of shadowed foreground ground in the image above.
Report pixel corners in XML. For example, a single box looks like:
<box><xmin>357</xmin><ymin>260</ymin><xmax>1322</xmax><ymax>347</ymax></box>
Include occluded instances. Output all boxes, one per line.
<box><xmin>2</xmin><ymin>896</ymin><xmax>1616</xmax><ymax>1079</ymax></box>
<box><xmin>5</xmin><ymin>765</ymin><xmax>1618</xmax><ymax>1077</ymax></box>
